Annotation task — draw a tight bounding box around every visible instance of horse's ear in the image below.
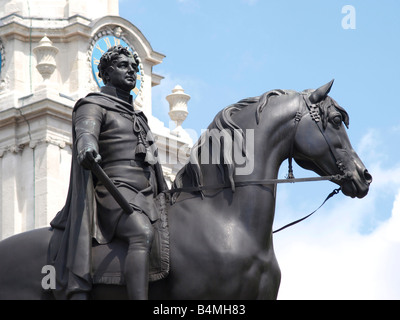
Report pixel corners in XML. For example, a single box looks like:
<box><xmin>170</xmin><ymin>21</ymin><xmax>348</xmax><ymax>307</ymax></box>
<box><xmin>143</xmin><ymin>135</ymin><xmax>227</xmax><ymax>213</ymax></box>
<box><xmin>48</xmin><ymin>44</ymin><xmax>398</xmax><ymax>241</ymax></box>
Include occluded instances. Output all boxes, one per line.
<box><xmin>309</xmin><ymin>79</ymin><xmax>334</xmax><ymax>104</ymax></box>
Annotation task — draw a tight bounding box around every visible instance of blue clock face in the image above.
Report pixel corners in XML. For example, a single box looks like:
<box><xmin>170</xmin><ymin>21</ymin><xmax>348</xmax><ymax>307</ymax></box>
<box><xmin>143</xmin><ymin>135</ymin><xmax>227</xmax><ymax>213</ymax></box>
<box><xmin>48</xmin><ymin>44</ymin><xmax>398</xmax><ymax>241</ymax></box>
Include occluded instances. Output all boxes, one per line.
<box><xmin>91</xmin><ymin>35</ymin><xmax>142</xmax><ymax>100</ymax></box>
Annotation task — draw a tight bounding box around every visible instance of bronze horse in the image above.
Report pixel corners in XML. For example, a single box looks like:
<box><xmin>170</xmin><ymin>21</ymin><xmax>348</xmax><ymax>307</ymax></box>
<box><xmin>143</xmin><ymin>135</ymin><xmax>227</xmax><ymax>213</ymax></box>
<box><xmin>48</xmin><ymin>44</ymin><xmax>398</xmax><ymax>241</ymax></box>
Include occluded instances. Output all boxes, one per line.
<box><xmin>0</xmin><ymin>80</ymin><xmax>371</xmax><ymax>299</ymax></box>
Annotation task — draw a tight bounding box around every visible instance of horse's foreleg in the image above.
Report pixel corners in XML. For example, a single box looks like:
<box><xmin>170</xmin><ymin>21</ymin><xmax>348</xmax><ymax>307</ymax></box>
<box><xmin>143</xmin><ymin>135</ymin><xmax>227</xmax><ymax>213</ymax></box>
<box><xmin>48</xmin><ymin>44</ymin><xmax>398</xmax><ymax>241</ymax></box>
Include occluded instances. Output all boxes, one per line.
<box><xmin>255</xmin><ymin>250</ymin><xmax>281</xmax><ymax>300</ymax></box>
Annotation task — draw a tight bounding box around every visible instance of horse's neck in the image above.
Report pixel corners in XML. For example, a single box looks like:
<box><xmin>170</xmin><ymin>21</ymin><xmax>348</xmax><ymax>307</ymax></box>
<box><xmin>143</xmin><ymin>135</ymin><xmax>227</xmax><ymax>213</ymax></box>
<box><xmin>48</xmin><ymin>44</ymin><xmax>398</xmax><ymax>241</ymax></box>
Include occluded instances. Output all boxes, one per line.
<box><xmin>194</xmin><ymin>95</ymin><xmax>299</xmax><ymax>241</ymax></box>
<box><xmin>245</xmin><ymin>93</ymin><xmax>300</xmax><ymax>174</ymax></box>
<box><xmin>211</xmin><ymin>95</ymin><xmax>299</xmax><ymax>184</ymax></box>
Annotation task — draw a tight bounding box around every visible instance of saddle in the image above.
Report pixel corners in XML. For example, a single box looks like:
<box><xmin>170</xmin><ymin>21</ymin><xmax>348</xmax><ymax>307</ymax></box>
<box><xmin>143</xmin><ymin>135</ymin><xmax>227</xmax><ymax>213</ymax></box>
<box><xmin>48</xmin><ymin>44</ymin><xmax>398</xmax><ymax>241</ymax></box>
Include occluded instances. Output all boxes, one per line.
<box><xmin>91</xmin><ymin>193</ymin><xmax>170</xmax><ymax>285</ymax></box>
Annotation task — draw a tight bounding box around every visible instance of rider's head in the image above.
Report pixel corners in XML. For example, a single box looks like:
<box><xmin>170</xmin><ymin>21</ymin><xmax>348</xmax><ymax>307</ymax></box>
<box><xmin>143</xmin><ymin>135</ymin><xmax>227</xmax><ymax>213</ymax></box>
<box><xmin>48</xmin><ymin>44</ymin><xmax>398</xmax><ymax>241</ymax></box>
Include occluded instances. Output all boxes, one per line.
<box><xmin>98</xmin><ymin>45</ymin><xmax>139</xmax><ymax>92</ymax></box>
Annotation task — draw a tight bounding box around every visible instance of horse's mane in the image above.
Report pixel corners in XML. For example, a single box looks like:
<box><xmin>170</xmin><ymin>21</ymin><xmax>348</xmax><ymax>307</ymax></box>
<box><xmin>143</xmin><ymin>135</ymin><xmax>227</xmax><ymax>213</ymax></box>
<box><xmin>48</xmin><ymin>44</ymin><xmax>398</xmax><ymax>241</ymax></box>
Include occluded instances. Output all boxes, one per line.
<box><xmin>172</xmin><ymin>89</ymin><xmax>290</xmax><ymax>195</ymax></box>
<box><xmin>172</xmin><ymin>88</ymin><xmax>349</xmax><ymax>197</ymax></box>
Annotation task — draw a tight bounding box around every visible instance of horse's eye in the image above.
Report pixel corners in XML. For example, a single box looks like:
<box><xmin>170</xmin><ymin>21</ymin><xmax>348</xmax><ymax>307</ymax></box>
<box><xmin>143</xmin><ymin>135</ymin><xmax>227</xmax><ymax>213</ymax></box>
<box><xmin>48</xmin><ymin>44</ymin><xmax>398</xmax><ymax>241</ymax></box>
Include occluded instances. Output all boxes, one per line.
<box><xmin>331</xmin><ymin>115</ymin><xmax>342</xmax><ymax>127</ymax></box>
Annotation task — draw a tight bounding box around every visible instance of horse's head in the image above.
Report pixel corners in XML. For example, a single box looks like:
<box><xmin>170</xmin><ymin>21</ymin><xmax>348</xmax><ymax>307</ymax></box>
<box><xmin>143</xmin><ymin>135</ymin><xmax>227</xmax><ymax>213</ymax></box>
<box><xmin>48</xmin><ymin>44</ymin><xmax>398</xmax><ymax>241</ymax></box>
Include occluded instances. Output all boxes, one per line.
<box><xmin>293</xmin><ymin>80</ymin><xmax>372</xmax><ymax>198</ymax></box>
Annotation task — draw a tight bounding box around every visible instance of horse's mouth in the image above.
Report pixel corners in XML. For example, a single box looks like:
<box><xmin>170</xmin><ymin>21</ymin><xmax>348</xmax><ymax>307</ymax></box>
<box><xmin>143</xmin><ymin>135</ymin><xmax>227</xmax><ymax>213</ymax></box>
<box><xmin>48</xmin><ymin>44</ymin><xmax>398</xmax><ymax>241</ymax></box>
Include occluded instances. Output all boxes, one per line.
<box><xmin>341</xmin><ymin>181</ymin><xmax>359</xmax><ymax>198</ymax></box>
<box><xmin>340</xmin><ymin>171</ymin><xmax>371</xmax><ymax>199</ymax></box>
<box><xmin>295</xmin><ymin>158</ymin><xmax>372</xmax><ymax>199</ymax></box>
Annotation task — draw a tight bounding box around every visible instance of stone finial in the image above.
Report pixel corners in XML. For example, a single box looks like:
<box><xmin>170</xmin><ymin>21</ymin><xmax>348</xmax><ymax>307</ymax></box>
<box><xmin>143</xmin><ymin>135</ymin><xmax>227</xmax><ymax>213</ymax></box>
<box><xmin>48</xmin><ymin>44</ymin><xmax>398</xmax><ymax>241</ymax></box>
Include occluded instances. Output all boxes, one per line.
<box><xmin>166</xmin><ymin>85</ymin><xmax>190</xmax><ymax>128</ymax></box>
<box><xmin>33</xmin><ymin>35</ymin><xmax>59</xmax><ymax>82</ymax></box>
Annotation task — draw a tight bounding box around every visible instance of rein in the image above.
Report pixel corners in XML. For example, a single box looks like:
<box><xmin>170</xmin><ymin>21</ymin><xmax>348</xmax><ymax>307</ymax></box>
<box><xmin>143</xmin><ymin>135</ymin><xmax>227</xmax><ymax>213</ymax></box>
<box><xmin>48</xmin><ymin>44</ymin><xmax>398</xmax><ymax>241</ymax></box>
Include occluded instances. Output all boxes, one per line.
<box><xmin>164</xmin><ymin>175</ymin><xmax>345</xmax><ymax>234</ymax></box>
<box><xmin>272</xmin><ymin>187</ymin><xmax>341</xmax><ymax>233</ymax></box>
<box><xmin>164</xmin><ymin>174</ymin><xmax>345</xmax><ymax>194</ymax></box>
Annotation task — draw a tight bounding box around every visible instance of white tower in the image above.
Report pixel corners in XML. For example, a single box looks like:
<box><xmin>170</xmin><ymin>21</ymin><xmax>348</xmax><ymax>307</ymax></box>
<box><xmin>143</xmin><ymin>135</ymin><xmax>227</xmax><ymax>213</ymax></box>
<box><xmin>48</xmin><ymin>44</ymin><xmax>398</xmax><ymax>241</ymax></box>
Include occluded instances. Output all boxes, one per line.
<box><xmin>0</xmin><ymin>0</ymin><xmax>192</xmax><ymax>239</ymax></box>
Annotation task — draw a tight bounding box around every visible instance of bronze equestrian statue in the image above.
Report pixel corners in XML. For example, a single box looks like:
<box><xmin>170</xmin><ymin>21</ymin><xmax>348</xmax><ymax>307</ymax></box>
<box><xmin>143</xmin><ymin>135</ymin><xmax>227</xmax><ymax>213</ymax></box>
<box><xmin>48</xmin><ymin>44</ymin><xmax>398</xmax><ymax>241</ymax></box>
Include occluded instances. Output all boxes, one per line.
<box><xmin>0</xmin><ymin>63</ymin><xmax>371</xmax><ymax>299</ymax></box>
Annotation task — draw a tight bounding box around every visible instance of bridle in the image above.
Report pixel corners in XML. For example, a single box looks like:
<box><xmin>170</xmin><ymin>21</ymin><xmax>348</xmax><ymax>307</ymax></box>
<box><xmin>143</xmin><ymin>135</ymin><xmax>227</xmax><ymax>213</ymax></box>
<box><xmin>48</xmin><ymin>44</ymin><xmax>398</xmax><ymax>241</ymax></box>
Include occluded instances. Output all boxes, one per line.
<box><xmin>274</xmin><ymin>93</ymin><xmax>353</xmax><ymax>233</ymax></box>
<box><xmin>287</xmin><ymin>94</ymin><xmax>352</xmax><ymax>182</ymax></box>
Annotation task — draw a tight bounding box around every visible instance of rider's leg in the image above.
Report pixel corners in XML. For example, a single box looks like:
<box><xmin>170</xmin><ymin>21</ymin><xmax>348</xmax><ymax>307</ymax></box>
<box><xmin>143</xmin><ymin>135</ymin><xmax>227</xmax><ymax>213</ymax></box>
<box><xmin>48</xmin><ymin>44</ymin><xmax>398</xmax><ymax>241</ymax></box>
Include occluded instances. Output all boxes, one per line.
<box><xmin>115</xmin><ymin>211</ymin><xmax>154</xmax><ymax>300</ymax></box>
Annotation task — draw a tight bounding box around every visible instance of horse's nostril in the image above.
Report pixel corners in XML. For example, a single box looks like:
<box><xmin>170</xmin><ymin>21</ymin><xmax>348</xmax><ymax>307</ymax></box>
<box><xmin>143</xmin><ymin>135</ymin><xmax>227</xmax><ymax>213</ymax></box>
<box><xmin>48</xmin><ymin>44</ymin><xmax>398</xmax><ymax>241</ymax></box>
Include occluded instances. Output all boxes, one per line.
<box><xmin>364</xmin><ymin>170</ymin><xmax>372</xmax><ymax>184</ymax></box>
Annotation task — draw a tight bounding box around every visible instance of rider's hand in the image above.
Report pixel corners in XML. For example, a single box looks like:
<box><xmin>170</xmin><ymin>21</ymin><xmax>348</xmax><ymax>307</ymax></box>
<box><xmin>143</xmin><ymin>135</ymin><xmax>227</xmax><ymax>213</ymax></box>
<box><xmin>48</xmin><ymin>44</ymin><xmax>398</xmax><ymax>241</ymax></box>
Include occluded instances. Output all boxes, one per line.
<box><xmin>78</xmin><ymin>147</ymin><xmax>102</xmax><ymax>170</ymax></box>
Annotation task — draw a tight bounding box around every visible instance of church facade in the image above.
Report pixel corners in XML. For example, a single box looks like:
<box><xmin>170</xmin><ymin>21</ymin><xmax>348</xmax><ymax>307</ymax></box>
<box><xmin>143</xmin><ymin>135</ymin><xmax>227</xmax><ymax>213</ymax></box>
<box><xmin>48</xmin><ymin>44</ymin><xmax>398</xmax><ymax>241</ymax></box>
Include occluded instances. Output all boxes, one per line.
<box><xmin>0</xmin><ymin>0</ymin><xmax>192</xmax><ymax>239</ymax></box>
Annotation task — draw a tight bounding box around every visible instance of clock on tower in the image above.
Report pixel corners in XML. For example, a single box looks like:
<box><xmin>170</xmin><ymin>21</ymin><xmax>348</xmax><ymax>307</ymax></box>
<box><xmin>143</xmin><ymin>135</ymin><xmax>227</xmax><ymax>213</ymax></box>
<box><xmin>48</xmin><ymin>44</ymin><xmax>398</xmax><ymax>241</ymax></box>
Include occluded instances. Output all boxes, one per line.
<box><xmin>90</xmin><ymin>35</ymin><xmax>143</xmax><ymax>100</ymax></box>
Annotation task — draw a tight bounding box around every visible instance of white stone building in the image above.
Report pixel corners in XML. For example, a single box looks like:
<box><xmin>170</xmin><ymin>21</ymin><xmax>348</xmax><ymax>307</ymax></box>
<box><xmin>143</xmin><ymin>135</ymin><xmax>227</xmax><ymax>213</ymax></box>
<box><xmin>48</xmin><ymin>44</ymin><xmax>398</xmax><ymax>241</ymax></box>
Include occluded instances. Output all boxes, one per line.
<box><xmin>0</xmin><ymin>0</ymin><xmax>192</xmax><ymax>240</ymax></box>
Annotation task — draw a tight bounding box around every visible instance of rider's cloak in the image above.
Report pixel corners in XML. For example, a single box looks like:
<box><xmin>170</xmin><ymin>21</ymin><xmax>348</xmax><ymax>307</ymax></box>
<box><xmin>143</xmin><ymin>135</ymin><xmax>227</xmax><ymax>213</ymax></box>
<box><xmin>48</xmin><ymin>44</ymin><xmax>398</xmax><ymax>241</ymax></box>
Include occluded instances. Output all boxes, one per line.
<box><xmin>47</xmin><ymin>89</ymin><xmax>168</xmax><ymax>299</ymax></box>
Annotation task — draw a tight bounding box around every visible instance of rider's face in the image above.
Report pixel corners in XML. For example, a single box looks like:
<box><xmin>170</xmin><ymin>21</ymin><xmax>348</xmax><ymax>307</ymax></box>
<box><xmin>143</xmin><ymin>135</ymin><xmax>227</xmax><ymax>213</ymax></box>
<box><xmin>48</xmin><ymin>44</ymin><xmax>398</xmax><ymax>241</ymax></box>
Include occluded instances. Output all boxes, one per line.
<box><xmin>105</xmin><ymin>55</ymin><xmax>138</xmax><ymax>92</ymax></box>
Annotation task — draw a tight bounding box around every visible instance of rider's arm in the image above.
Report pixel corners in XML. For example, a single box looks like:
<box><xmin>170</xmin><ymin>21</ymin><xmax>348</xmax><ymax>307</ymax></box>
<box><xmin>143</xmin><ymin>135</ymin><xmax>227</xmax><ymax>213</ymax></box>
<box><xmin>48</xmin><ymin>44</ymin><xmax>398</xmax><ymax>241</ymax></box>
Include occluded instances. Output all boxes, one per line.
<box><xmin>74</xmin><ymin>103</ymin><xmax>105</xmax><ymax>170</ymax></box>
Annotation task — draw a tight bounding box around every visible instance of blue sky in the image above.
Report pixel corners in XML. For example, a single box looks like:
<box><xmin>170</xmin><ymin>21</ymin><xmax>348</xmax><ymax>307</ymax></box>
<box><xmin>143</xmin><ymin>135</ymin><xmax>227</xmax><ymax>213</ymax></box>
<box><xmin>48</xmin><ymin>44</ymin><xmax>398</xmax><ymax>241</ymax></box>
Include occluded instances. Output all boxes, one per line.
<box><xmin>120</xmin><ymin>0</ymin><xmax>400</xmax><ymax>299</ymax></box>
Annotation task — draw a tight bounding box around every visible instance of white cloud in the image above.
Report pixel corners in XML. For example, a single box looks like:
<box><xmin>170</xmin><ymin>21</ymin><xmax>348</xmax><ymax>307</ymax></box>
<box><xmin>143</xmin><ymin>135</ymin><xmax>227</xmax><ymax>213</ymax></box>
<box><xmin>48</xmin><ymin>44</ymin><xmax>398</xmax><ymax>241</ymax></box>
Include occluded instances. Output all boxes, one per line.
<box><xmin>274</xmin><ymin>189</ymin><xmax>400</xmax><ymax>299</ymax></box>
<box><xmin>357</xmin><ymin>128</ymin><xmax>382</xmax><ymax>162</ymax></box>
<box><xmin>272</xmin><ymin>130</ymin><xmax>400</xmax><ymax>299</ymax></box>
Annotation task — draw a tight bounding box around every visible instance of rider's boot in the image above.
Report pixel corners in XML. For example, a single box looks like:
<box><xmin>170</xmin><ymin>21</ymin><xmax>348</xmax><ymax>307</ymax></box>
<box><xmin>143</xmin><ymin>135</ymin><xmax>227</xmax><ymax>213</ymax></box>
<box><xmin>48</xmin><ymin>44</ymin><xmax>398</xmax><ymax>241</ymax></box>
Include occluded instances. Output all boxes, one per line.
<box><xmin>124</xmin><ymin>249</ymin><xmax>150</xmax><ymax>300</ymax></box>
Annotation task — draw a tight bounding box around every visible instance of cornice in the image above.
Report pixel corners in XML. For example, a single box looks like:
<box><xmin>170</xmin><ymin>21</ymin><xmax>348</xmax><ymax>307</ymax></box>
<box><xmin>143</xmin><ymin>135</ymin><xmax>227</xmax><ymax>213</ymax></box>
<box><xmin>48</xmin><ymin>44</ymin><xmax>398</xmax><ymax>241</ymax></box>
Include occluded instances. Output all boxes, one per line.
<box><xmin>0</xmin><ymin>96</ymin><xmax>73</xmax><ymax>157</ymax></box>
<box><xmin>0</xmin><ymin>13</ymin><xmax>92</xmax><ymax>42</ymax></box>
